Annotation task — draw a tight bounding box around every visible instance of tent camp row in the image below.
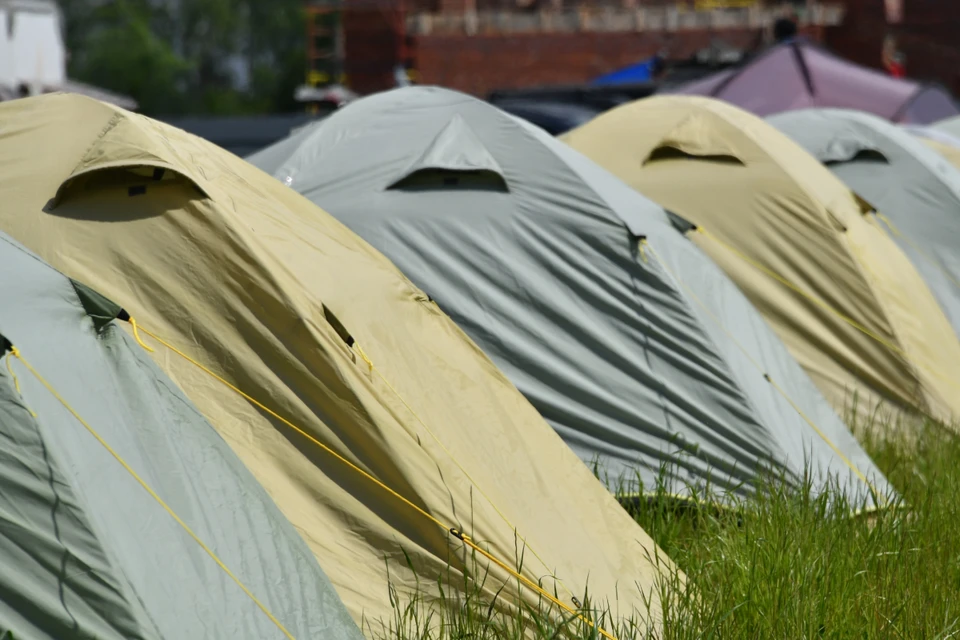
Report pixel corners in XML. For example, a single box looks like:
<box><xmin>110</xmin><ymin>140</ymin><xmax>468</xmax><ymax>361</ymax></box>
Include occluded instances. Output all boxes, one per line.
<box><xmin>248</xmin><ymin>88</ymin><xmax>892</xmax><ymax>508</ymax></box>
<box><xmin>5</xmin><ymin>76</ymin><xmax>960</xmax><ymax>638</ymax></box>
<box><xmin>0</xmin><ymin>93</ymin><xmax>673</xmax><ymax>639</ymax></box>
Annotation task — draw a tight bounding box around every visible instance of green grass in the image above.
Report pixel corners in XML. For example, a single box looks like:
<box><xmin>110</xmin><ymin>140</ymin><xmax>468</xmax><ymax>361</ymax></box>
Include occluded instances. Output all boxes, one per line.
<box><xmin>374</xmin><ymin>419</ymin><xmax>960</xmax><ymax>639</ymax></box>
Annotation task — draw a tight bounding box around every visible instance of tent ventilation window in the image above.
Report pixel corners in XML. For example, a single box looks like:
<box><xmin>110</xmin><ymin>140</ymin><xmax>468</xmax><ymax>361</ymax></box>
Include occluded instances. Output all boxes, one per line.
<box><xmin>824</xmin><ymin>149</ymin><xmax>889</xmax><ymax>166</ymax></box>
<box><xmin>52</xmin><ymin>164</ymin><xmax>210</xmax><ymax>207</ymax></box>
<box><xmin>387</xmin><ymin>169</ymin><xmax>509</xmax><ymax>193</ymax></box>
<box><xmin>644</xmin><ymin>146</ymin><xmax>745</xmax><ymax>167</ymax></box>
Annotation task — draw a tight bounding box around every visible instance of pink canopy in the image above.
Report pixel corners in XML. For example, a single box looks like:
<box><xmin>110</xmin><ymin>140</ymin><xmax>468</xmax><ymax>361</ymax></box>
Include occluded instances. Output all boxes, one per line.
<box><xmin>668</xmin><ymin>40</ymin><xmax>958</xmax><ymax>125</ymax></box>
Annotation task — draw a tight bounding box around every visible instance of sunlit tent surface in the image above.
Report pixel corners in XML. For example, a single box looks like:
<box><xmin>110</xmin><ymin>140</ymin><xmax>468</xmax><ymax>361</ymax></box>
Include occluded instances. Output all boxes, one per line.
<box><xmin>0</xmin><ymin>93</ymin><xmax>674</xmax><ymax>630</ymax></box>
<box><xmin>563</xmin><ymin>96</ymin><xmax>960</xmax><ymax>425</ymax></box>
<box><xmin>0</xmin><ymin>233</ymin><xmax>361</xmax><ymax>639</ymax></box>
<box><xmin>932</xmin><ymin>116</ymin><xmax>960</xmax><ymax>165</ymax></box>
<box><xmin>249</xmin><ymin>86</ymin><xmax>893</xmax><ymax>507</ymax></box>
<box><xmin>771</xmin><ymin>109</ymin><xmax>960</xmax><ymax>347</ymax></box>
<box><xmin>935</xmin><ymin>115</ymin><xmax>960</xmax><ymax>137</ymax></box>
<box><xmin>903</xmin><ymin>125</ymin><xmax>960</xmax><ymax>170</ymax></box>
<box><xmin>668</xmin><ymin>40</ymin><xmax>959</xmax><ymax>124</ymax></box>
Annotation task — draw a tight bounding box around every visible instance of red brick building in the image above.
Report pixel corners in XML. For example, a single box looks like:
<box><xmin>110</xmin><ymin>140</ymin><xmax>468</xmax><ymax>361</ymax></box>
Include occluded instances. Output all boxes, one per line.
<box><xmin>305</xmin><ymin>1</ymin><xmax>848</xmax><ymax>97</ymax></box>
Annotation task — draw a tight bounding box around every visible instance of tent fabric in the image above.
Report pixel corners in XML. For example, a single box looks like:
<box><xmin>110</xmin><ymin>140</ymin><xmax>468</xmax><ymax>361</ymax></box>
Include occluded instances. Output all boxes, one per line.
<box><xmin>935</xmin><ymin>115</ymin><xmax>960</xmax><ymax>136</ymax></box>
<box><xmin>249</xmin><ymin>85</ymin><xmax>893</xmax><ymax>508</ymax></box>
<box><xmin>0</xmin><ymin>92</ymin><xmax>673</xmax><ymax>630</ymax></box>
<box><xmin>902</xmin><ymin>125</ymin><xmax>960</xmax><ymax>166</ymax></box>
<box><xmin>770</xmin><ymin>109</ymin><xmax>960</xmax><ymax>350</ymax></box>
<box><xmin>667</xmin><ymin>40</ymin><xmax>959</xmax><ymax>124</ymax></box>
<box><xmin>563</xmin><ymin>95</ymin><xmax>960</xmax><ymax>425</ymax></box>
<box><xmin>0</xmin><ymin>233</ymin><xmax>362</xmax><ymax>640</ymax></box>
<box><xmin>902</xmin><ymin>126</ymin><xmax>960</xmax><ymax>170</ymax></box>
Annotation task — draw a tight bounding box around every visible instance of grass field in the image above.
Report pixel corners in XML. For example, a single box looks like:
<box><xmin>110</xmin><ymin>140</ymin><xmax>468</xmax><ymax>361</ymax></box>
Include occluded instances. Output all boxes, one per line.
<box><xmin>374</xmin><ymin>419</ymin><xmax>960</xmax><ymax>639</ymax></box>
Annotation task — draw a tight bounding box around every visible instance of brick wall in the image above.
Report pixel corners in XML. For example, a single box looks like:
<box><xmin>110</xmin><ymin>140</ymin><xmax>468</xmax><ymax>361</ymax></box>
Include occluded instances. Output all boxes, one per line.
<box><xmin>343</xmin><ymin>8</ymin><xmax>412</xmax><ymax>94</ymax></box>
<box><xmin>412</xmin><ymin>29</ymin><xmax>756</xmax><ymax>96</ymax></box>
<box><xmin>826</xmin><ymin>0</ymin><xmax>960</xmax><ymax>94</ymax></box>
<box><xmin>412</xmin><ymin>26</ymin><xmax>827</xmax><ymax>97</ymax></box>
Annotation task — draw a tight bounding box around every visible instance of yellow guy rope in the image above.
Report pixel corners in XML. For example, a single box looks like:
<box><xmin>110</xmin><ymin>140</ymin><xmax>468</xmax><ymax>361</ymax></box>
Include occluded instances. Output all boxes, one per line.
<box><xmin>642</xmin><ymin>240</ymin><xmax>883</xmax><ymax>502</ymax></box>
<box><xmin>693</xmin><ymin>226</ymin><xmax>960</xmax><ymax>394</ymax></box>
<box><xmin>141</xmin><ymin>317</ymin><xmax>567</xmax><ymax>598</ymax></box>
<box><xmin>129</xmin><ymin>322</ymin><xmax>619</xmax><ymax>640</ymax></box>
<box><xmin>7</xmin><ymin>347</ymin><xmax>296</xmax><ymax>640</ymax></box>
<box><xmin>353</xmin><ymin>338</ymin><xmax>575</xmax><ymax>602</ymax></box>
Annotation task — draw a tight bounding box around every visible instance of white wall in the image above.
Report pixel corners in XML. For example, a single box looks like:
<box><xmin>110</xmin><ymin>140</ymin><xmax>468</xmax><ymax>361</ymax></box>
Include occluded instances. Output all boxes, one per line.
<box><xmin>0</xmin><ymin>1</ymin><xmax>65</xmax><ymax>93</ymax></box>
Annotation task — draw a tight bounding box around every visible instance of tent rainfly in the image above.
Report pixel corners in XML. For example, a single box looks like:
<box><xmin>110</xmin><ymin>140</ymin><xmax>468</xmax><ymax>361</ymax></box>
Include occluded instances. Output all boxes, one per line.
<box><xmin>249</xmin><ymin>86</ymin><xmax>894</xmax><ymax>508</ymax></box>
<box><xmin>902</xmin><ymin>125</ymin><xmax>960</xmax><ymax>170</ymax></box>
<box><xmin>0</xmin><ymin>92</ymin><xmax>674</xmax><ymax>631</ymax></box>
<box><xmin>771</xmin><ymin>108</ymin><xmax>960</xmax><ymax>348</ymax></box>
<box><xmin>935</xmin><ymin>114</ymin><xmax>960</xmax><ymax>138</ymax></box>
<box><xmin>668</xmin><ymin>40</ymin><xmax>959</xmax><ymax>125</ymax></box>
<box><xmin>563</xmin><ymin>95</ymin><xmax>960</xmax><ymax>426</ymax></box>
<box><xmin>0</xmin><ymin>233</ymin><xmax>362</xmax><ymax>639</ymax></box>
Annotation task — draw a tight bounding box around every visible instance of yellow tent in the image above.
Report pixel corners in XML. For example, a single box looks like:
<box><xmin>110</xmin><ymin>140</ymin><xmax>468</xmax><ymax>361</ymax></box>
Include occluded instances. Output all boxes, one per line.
<box><xmin>563</xmin><ymin>95</ymin><xmax>960</xmax><ymax>425</ymax></box>
<box><xmin>0</xmin><ymin>93</ymin><xmax>674</xmax><ymax>632</ymax></box>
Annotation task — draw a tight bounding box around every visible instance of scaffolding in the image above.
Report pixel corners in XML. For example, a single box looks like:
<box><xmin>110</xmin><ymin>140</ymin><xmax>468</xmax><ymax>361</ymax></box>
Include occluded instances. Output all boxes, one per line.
<box><xmin>304</xmin><ymin>0</ymin><xmax>415</xmax><ymax>94</ymax></box>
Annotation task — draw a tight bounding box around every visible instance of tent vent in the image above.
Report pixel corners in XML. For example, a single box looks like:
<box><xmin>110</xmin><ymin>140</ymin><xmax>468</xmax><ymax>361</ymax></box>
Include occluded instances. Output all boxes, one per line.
<box><xmin>645</xmin><ymin>146</ymin><xmax>744</xmax><ymax>166</ymax></box>
<box><xmin>824</xmin><ymin>149</ymin><xmax>888</xmax><ymax>166</ymax></box>
<box><xmin>388</xmin><ymin>169</ymin><xmax>509</xmax><ymax>193</ymax></box>
<box><xmin>52</xmin><ymin>163</ymin><xmax>211</xmax><ymax>208</ymax></box>
<box><xmin>323</xmin><ymin>304</ymin><xmax>354</xmax><ymax>347</ymax></box>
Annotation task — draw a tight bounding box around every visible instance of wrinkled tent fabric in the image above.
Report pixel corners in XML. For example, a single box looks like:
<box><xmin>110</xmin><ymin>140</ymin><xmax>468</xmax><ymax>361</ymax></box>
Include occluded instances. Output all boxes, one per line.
<box><xmin>771</xmin><ymin>109</ymin><xmax>960</xmax><ymax>351</ymax></box>
<box><xmin>563</xmin><ymin>96</ymin><xmax>960</xmax><ymax>425</ymax></box>
<box><xmin>0</xmin><ymin>233</ymin><xmax>362</xmax><ymax>640</ymax></box>
<box><xmin>0</xmin><ymin>93</ymin><xmax>673</xmax><ymax>630</ymax></box>
<box><xmin>249</xmin><ymin>86</ymin><xmax>893</xmax><ymax>508</ymax></box>
<box><xmin>667</xmin><ymin>40</ymin><xmax>959</xmax><ymax>124</ymax></box>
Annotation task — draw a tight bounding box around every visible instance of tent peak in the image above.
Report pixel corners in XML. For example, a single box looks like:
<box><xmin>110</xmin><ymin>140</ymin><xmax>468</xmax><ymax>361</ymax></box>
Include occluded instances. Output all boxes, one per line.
<box><xmin>387</xmin><ymin>113</ymin><xmax>508</xmax><ymax>191</ymax></box>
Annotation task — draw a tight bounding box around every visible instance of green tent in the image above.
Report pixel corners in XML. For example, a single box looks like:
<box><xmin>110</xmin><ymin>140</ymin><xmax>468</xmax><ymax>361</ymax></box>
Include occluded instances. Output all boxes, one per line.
<box><xmin>0</xmin><ymin>232</ymin><xmax>361</xmax><ymax>639</ymax></box>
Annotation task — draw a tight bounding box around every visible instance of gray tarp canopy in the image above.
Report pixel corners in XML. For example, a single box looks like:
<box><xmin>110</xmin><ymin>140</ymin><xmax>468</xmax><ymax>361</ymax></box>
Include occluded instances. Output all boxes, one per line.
<box><xmin>0</xmin><ymin>232</ymin><xmax>361</xmax><ymax>639</ymax></box>
<box><xmin>668</xmin><ymin>40</ymin><xmax>959</xmax><ymax>125</ymax></box>
<box><xmin>249</xmin><ymin>86</ymin><xmax>893</xmax><ymax>508</ymax></box>
<box><xmin>770</xmin><ymin>108</ymin><xmax>960</xmax><ymax>343</ymax></box>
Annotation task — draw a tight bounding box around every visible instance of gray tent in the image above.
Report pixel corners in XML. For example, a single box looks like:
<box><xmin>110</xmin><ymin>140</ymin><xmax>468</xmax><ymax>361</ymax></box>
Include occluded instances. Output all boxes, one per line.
<box><xmin>248</xmin><ymin>86</ymin><xmax>893</xmax><ymax>508</ymax></box>
<box><xmin>0</xmin><ymin>232</ymin><xmax>361</xmax><ymax>639</ymax></box>
<box><xmin>770</xmin><ymin>108</ymin><xmax>960</xmax><ymax>342</ymax></box>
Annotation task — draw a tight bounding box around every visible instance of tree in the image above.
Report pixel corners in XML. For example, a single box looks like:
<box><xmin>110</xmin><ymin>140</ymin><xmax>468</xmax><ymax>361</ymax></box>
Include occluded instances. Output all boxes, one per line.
<box><xmin>61</xmin><ymin>0</ymin><xmax>308</xmax><ymax>116</ymax></box>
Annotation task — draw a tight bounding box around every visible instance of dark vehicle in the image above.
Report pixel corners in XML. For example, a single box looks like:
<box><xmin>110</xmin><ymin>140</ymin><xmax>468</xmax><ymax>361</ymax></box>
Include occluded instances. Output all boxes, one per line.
<box><xmin>493</xmin><ymin>99</ymin><xmax>602</xmax><ymax>135</ymax></box>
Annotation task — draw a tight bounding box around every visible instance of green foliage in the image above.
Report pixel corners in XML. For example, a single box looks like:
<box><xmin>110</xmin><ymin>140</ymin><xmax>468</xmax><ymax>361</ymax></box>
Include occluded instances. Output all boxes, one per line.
<box><xmin>60</xmin><ymin>0</ymin><xmax>307</xmax><ymax>116</ymax></box>
<box><xmin>631</xmin><ymin>421</ymin><xmax>960</xmax><ymax>638</ymax></box>
<box><xmin>375</xmin><ymin>419</ymin><xmax>960</xmax><ymax>639</ymax></box>
<box><xmin>65</xmin><ymin>0</ymin><xmax>191</xmax><ymax>115</ymax></box>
